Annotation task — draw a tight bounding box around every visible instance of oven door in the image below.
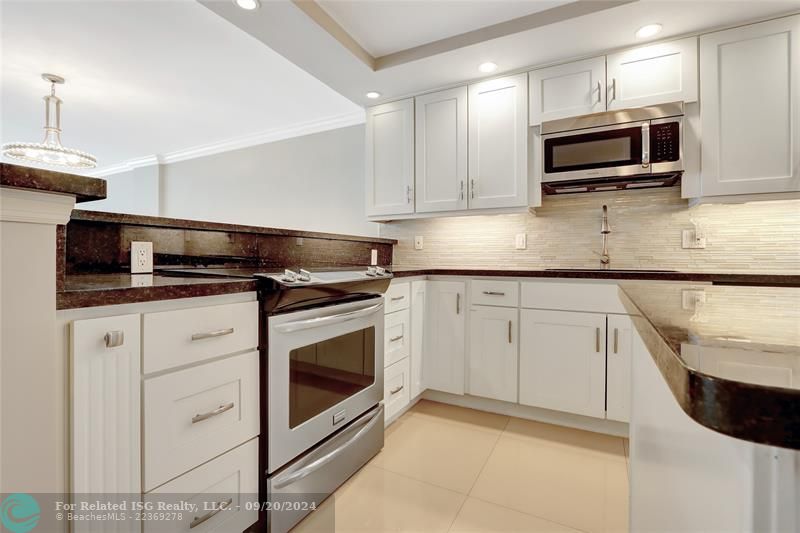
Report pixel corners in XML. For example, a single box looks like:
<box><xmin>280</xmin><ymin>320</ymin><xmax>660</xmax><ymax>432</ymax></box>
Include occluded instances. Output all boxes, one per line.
<box><xmin>542</xmin><ymin>121</ymin><xmax>650</xmax><ymax>182</ymax></box>
<box><xmin>267</xmin><ymin>297</ymin><xmax>384</xmax><ymax>473</ymax></box>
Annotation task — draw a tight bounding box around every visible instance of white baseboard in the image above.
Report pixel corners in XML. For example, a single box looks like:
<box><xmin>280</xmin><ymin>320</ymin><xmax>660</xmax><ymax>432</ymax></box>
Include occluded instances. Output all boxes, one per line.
<box><xmin>421</xmin><ymin>389</ymin><xmax>629</xmax><ymax>438</ymax></box>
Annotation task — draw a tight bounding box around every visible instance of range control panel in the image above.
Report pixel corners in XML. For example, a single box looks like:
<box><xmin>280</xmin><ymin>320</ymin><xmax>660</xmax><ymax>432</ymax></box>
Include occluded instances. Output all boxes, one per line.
<box><xmin>650</xmin><ymin>121</ymin><xmax>680</xmax><ymax>163</ymax></box>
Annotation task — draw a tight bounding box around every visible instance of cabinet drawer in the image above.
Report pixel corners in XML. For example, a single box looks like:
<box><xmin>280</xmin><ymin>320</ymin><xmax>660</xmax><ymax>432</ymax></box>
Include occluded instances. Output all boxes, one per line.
<box><xmin>144</xmin><ymin>351</ymin><xmax>259</xmax><ymax>491</ymax></box>
<box><xmin>471</xmin><ymin>280</ymin><xmax>519</xmax><ymax>307</ymax></box>
<box><xmin>384</xmin><ymin>309</ymin><xmax>410</xmax><ymax>368</ymax></box>
<box><xmin>521</xmin><ymin>281</ymin><xmax>625</xmax><ymax>314</ymax></box>
<box><xmin>143</xmin><ymin>301</ymin><xmax>258</xmax><ymax>374</ymax></box>
<box><xmin>144</xmin><ymin>438</ymin><xmax>258</xmax><ymax>533</ymax></box>
<box><xmin>384</xmin><ymin>358</ymin><xmax>411</xmax><ymax>422</ymax></box>
<box><xmin>384</xmin><ymin>282</ymin><xmax>410</xmax><ymax>313</ymax></box>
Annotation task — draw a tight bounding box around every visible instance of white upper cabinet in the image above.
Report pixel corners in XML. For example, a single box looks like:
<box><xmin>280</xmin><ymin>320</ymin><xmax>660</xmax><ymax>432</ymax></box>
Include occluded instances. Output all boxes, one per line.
<box><xmin>415</xmin><ymin>87</ymin><xmax>468</xmax><ymax>213</ymax></box>
<box><xmin>529</xmin><ymin>56</ymin><xmax>606</xmax><ymax>125</ymax></box>
<box><xmin>468</xmin><ymin>306</ymin><xmax>518</xmax><ymax>403</ymax></box>
<box><xmin>468</xmin><ymin>74</ymin><xmax>529</xmax><ymax>209</ymax></box>
<box><xmin>699</xmin><ymin>15</ymin><xmax>800</xmax><ymax>196</ymax></box>
<box><xmin>424</xmin><ymin>281</ymin><xmax>466</xmax><ymax>395</ymax></box>
<box><xmin>606</xmin><ymin>37</ymin><xmax>698</xmax><ymax>110</ymax></box>
<box><xmin>365</xmin><ymin>98</ymin><xmax>415</xmax><ymax>216</ymax></box>
<box><xmin>519</xmin><ymin>309</ymin><xmax>606</xmax><ymax>419</ymax></box>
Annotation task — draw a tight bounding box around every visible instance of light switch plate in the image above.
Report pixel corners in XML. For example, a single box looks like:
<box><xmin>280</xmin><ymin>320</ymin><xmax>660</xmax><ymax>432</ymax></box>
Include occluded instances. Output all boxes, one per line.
<box><xmin>414</xmin><ymin>236</ymin><xmax>424</xmax><ymax>250</ymax></box>
<box><xmin>131</xmin><ymin>241</ymin><xmax>153</xmax><ymax>274</ymax></box>
<box><xmin>515</xmin><ymin>233</ymin><xmax>527</xmax><ymax>250</ymax></box>
<box><xmin>682</xmin><ymin>229</ymin><xmax>706</xmax><ymax>249</ymax></box>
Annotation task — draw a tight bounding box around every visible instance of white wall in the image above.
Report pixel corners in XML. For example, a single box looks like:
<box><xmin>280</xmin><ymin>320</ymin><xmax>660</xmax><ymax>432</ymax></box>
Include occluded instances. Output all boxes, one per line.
<box><xmin>161</xmin><ymin>124</ymin><xmax>377</xmax><ymax>237</ymax></box>
<box><xmin>82</xmin><ymin>165</ymin><xmax>160</xmax><ymax>216</ymax></box>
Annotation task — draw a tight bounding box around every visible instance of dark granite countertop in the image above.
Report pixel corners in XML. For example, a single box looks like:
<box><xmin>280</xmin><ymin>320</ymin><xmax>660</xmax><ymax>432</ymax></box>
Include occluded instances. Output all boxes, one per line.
<box><xmin>71</xmin><ymin>209</ymin><xmax>397</xmax><ymax>244</ymax></box>
<box><xmin>58</xmin><ymin>274</ymin><xmax>257</xmax><ymax>310</ymax></box>
<box><xmin>1</xmin><ymin>163</ymin><xmax>106</xmax><ymax>203</ymax></box>
<box><xmin>618</xmin><ymin>282</ymin><xmax>800</xmax><ymax>449</ymax></box>
<box><xmin>391</xmin><ymin>267</ymin><xmax>800</xmax><ymax>286</ymax></box>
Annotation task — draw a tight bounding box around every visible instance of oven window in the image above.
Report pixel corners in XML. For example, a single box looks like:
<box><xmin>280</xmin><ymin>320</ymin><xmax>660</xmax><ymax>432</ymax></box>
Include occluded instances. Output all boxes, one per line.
<box><xmin>544</xmin><ymin>126</ymin><xmax>642</xmax><ymax>173</ymax></box>
<box><xmin>289</xmin><ymin>326</ymin><xmax>375</xmax><ymax>429</ymax></box>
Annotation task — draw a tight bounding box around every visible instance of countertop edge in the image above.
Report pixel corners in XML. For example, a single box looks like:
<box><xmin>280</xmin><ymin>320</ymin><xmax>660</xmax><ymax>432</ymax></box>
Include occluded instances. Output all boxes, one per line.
<box><xmin>617</xmin><ymin>284</ymin><xmax>800</xmax><ymax>450</ymax></box>
<box><xmin>57</xmin><ymin>279</ymin><xmax>258</xmax><ymax>310</ymax></box>
<box><xmin>1</xmin><ymin>163</ymin><xmax>107</xmax><ymax>203</ymax></box>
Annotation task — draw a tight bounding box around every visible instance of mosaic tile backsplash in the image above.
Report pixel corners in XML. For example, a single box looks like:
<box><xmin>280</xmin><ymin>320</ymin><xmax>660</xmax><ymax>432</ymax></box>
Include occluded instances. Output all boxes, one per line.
<box><xmin>380</xmin><ymin>188</ymin><xmax>800</xmax><ymax>273</ymax></box>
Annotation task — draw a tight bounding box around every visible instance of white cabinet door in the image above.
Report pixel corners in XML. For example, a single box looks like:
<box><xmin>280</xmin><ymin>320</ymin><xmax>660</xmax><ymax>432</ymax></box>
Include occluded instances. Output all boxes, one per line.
<box><xmin>606</xmin><ymin>314</ymin><xmax>632</xmax><ymax>423</ymax></box>
<box><xmin>72</xmin><ymin>314</ymin><xmax>141</xmax><ymax>496</ymax></box>
<box><xmin>468</xmin><ymin>74</ymin><xmax>529</xmax><ymax>209</ymax></box>
<box><xmin>519</xmin><ymin>310</ymin><xmax>606</xmax><ymax>418</ymax></box>
<box><xmin>529</xmin><ymin>56</ymin><xmax>606</xmax><ymax>125</ymax></box>
<box><xmin>468</xmin><ymin>306</ymin><xmax>518</xmax><ymax>403</ymax></box>
<box><xmin>384</xmin><ymin>357</ymin><xmax>411</xmax><ymax>424</ymax></box>
<box><xmin>366</xmin><ymin>99</ymin><xmax>415</xmax><ymax>216</ymax></box>
<box><xmin>606</xmin><ymin>37</ymin><xmax>698</xmax><ymax>110</ymax></box>
<box><xmin>384</xmin><ymin>308</ymin><xmax>410</xmax><ymax>368</ymax></box>
<box><xmin>424</xmin><ymin>281</ymin><xmax>466</xmax><ymax>395</ymax></box>
<box><xmin>700</xmin><ymin>15</ymin><xmax>800</xmax><ymax>196</ymax></box>
<box><xmin>415</xmin><ymin>87</ymin><xmax>468</xmax><ymax>213</ymax></box>
<box><xmin>410</xmin><ymin>280</ymin><xmax>426</xmax><ymax>398</ymax></box>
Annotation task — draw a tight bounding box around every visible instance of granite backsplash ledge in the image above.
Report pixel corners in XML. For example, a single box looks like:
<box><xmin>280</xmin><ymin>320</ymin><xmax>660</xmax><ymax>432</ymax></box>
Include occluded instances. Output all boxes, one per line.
<box><xmin>380</xmin><ymin>187</ymin><xmax>800</xmax><ymax>274</ymax></box>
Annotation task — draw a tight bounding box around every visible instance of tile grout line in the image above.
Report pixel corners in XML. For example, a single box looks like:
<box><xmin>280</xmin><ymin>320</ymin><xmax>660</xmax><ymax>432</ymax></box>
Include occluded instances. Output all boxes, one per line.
<box><xmin>466</xmin><ymin>493</ymin><xmax>592</xmax><ymax>533</ymax></box>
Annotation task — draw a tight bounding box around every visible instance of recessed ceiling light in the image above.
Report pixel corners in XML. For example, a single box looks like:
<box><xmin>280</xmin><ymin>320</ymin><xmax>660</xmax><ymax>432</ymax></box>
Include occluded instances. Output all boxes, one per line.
<box><xmin>478</xmin><ymin>62</ymin><xmax>498</xmax><ymax>74</ymax></box>
<box><xmin>234</xmin><ymin>0</ymin><xmax>260</xmax><ymax>10</ymax></box>
<box><xmin>366</xmin><ymin>92</ymin><xmax>381</xmax><ymax>99</ymax></box>
<box><xmin>635</xmin><ymin>23</ymin><xmax>662</xmax><ymax>39</ymax></box>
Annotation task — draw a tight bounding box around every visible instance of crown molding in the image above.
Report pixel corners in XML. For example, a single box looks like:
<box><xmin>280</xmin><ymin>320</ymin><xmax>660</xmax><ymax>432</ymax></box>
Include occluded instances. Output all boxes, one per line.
<box><xmin>91</xmin><ymin>110</ymin><xmax>366</xmax><ymax>177</ymax></box>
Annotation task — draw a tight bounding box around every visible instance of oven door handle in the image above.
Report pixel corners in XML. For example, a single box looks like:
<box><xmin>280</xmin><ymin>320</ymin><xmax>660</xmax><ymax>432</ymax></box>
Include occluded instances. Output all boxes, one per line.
<box><xmin>271</xmin><ymin>404</ymin><xmax>384</xmax><ymax>490</ymax></box>
<box><xmin>274</xmin><ymin>301</ymin><xmax>384</xmax><ymax>333</ymax></box>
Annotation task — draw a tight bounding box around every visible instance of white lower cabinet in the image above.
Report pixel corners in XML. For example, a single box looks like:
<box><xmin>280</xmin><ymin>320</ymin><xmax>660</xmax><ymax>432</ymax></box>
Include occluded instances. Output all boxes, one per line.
<box><xmin>468</xmin><ymin>306</ymin><xmax>518</xmax><ymax>403</ymax></box>
<box><xmin>410</xmin><ymin>280</ymin><xmax>427</xmax><ymax>398</ymax></box>
<box><xmin>145</xmin><ymin>438</ymin><xmax>259</xmax><ymax>533</ymax></box>
<box><xmin>606</xmin><ymin>314</ymin><xmax>633</xmax><ymax>423</ymax></box>
<box><xmin>384</xmin><ymin>308</ymin><xmax>410</xmax><ymax>367</ymax></box>
<box><xmin>424</xmin><ymin>281</ymin><xmax>467</xmax><ymax>395</ymax></box>
<box><xmin>384</xmin><ymin>357</ymin><xmax>411</xmax><ymax>421</ymax></box>
<box><xmin>519</xmin><ymin>309</ymin><xmax>607</xmax><ymax>419</ymax></box>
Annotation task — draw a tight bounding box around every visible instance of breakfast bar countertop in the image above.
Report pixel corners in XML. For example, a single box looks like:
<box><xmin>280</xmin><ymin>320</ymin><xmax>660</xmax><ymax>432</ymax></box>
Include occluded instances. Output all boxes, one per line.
<box><xmin>618</xmin><ymin>281</ymin><xmax>800</xmax><ymax>449</ymax></box>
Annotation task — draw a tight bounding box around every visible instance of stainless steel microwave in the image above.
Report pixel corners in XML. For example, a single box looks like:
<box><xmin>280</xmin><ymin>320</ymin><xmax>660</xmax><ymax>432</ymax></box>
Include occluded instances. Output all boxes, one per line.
<box><xmin>540</xmin><ymin>101</ymin><xmax>684</xmax><ymax>194</ymax></box>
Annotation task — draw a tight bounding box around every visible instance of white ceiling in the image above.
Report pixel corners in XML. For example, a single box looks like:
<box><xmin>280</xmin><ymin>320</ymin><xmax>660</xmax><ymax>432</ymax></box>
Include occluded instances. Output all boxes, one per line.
<box><xmin>317</xmin><ymin>0</ymin><xmax>572</xmax><ymax>57</ymax></box>
<box><xmin>203</xmin><ymin>0</ymin><xmax>800</xmax><ymax>107</ymax></box>
<box><xmin>0</xmin><ymin>0</ymin><xmax>363</xmax><ymax>174</ymax></box>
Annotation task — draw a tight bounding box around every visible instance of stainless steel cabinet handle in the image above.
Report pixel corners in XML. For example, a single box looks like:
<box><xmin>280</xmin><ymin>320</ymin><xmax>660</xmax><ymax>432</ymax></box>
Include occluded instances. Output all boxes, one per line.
<box><xmin>595</xmin><ymin>327</ymin><xmax>601</xmax><ymax>353</ymax></box>
<box><xmin>460</xmin><ymin>180</ymin><xmax>465</xmax><ymax>200</ymax></box>
<box><xmin>456</xmin><ymin>293</ymin><xmax>461</xmax><ymax>314</ymax></box>
<box><xmin>596</xmin><ymin>80</ymin><xmax>602</xmax><ymax>104</ymax></box>
<box><xmin>609</xmin><ymin>78</ymin><xmax>616</xmax><ymax>102</ymax></box>
<box><xmin>189</xmin><ymin>498</ymin><xmax>232</xmax><ymax>529</ymax></box>
<box><xmin>191</xmin><ymin>327</ymin><xmax>234</xmax><ymax>341</ymax></box>
<box><xmin>508</xmin><ymin>321</ymin><xmax>512</xmax><ymax>344</ymax></box>
<box><xmin>192</xmin><ymin>402</ymin><xmax>234</xmax><ymax>424</ymax></box>
<box><xmin>482</xmin><ymin>291</ymin><xmax>505</xmax><ymax>296</ymax></box>
<box><xmin>389</xmin><ymin>334</ymin><xmax>404</xmax><ymax>342</ymax></box>
<box><xmin>470</xmin><ymin>179</ymin><xmax>476</xmax><ymax>199</ymax></box>
<box><xmin>406</xmin><ymin>185</ymin><xmax>413</xmax><ymax>204</ymax></box>
<box><xmin>641</xmin><ymin>123</ymin><xmax>650</xmax><ymax>168</ymax></box>
<box><xmin>613</xmin><ymin>328</ymin><xmax>619</xmax><ymax>354</ymax></box>
<box><xmin>390</xmin><ymin>384</ymin><xmax>404</xmax><ymax>395</ymax></box>
<box><xmin>390</xmin><ymin>295</ymin><xmax>405</xmax><ymax>301</ymax></box>
<box><xmin>104</xmin><ymin>330</ymin><xmax>124</xmax><ymax>348</ymax></box>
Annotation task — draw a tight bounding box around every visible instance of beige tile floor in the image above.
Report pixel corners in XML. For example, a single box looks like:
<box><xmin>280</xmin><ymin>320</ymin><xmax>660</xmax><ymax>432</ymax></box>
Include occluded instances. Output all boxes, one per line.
<box><xmin>294</xmin><ymin>400</ymin><xmax>629</xmax><ymax>533</ymax></box>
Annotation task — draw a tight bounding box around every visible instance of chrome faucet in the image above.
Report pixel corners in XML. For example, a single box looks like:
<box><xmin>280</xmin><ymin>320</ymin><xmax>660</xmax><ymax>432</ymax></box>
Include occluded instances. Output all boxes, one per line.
<box><xmin>596</xmin><ymin>204</ymin><xmax>611</xmax><ymax>268</ymax></box>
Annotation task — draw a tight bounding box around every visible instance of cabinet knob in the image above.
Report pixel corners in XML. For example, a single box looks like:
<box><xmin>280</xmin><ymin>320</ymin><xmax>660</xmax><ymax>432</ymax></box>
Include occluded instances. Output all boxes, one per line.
<box><xmin>104</xmin><ymin>330</ymin><xmax>124</xmax><ymax>348</ymax></box>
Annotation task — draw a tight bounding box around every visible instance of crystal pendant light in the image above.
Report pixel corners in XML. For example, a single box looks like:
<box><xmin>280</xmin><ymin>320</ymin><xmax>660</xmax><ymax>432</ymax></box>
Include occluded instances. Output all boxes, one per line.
<box><xmin>2</xmin><ymin>73</ymin><xmax>97</xmax><ymax>169</ymax></box>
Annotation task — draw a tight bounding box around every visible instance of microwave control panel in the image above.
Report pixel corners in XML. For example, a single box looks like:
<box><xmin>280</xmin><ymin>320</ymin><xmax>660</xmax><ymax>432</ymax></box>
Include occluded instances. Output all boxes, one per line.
<box><xmin>650</xmin><ymin>122</ymin><xmax>680</xmax><ymax>163</ymax></box>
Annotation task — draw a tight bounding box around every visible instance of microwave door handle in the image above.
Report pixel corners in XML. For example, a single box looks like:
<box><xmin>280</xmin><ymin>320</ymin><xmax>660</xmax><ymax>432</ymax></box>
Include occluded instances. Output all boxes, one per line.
<box><xmin>271</xmin><ymin>405</ymin><xmax>384</xmax><ymax>489</ymax></box>
<box><xmin>274</xmin><ymin>302</ymin><xmax>384</xmax><ymax>333</ymax></box>
<box><xmin>641</xmin><ymin>123</ymin><xmax>650</xmax><ymax>169</ymax></box>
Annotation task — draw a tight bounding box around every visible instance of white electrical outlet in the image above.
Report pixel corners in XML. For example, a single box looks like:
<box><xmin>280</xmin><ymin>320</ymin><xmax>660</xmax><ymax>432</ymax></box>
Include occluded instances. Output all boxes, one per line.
<box><xmin>681</xmin><ymin>229</ymin><xmax>706</xmax><ymax>249</ymax></box>
<box><xmin>131</xmin><ymin>241</ymin><xmax>153</xmax><ymax>274</ymax></box>
<box><xmin>515</xmin><ymin>233</ymin><xmax>527</xmax><ymax>250</ymax></box>
<box><xmin>414</xmin><ymin>236</ymin><xmax>424</xmax><ymax>250</ymax></box>
<box><xmin>371</xmin><ymin>249</ymin><xmax>378</xmax><ymax>265</ymax></box>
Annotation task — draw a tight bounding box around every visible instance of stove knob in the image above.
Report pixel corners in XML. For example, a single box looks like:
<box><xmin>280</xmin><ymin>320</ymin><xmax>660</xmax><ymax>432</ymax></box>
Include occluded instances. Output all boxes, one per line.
<box><xmin>376</xmin><ymin>267</ymin><xmax>386</xmax><ymax>276</ymax></box>
<box><xmin>282</xmin><ymin>269</ymin><xmax>298</xmax><ymax>282</ymax></box>
<box><xmin>366</xmin><ymin>266</ymin><xmax>377</xmax><ymax>276</ymax></box>
<box><xmin>298</xmin><ymin>269</ymin><xmax>312</xmax><ymax>282</ymax></box>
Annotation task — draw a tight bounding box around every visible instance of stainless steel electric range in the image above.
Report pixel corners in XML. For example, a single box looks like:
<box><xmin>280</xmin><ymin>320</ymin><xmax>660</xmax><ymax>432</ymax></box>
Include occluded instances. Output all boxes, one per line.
<box><xmin>162</xmin><ymin>266</ymin><xmax>392</xmax><ymax>532</ymax></box>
